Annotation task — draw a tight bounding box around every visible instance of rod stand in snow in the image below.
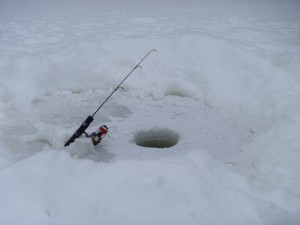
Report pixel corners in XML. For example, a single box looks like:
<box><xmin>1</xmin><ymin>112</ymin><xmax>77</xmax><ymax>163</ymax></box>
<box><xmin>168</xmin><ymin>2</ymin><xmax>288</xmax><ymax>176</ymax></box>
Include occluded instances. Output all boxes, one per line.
<box><xmin>64</xmin><ymin>49</ymin><xmax>156</xmax><ymax>147</ymax></box>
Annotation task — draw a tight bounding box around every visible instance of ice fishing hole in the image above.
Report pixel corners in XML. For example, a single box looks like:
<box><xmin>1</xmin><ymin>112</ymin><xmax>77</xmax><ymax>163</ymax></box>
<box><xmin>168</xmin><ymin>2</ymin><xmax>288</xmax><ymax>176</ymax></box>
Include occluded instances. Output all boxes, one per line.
<box><xmin>134</xmin><ymin>128</ymin><xmax>179</xmax><ymax>148</ymax></box>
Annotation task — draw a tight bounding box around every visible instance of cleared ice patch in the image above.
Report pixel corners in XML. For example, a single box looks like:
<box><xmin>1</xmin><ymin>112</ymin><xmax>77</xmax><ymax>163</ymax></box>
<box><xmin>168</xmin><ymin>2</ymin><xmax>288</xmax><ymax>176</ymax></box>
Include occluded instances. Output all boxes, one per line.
<box><xmin>134</xmin><ymin>128</ymin><xmax>179</xmax><ymax>148</ymax></box>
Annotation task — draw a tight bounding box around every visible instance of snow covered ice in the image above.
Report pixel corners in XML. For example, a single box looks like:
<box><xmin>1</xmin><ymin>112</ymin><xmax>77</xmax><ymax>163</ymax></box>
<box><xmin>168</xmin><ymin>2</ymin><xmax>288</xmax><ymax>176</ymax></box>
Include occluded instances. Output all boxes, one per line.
<box><xmin>0</xmin><ymin>0</ymin><xmax>300</xmax><ymax>224</ymax></box>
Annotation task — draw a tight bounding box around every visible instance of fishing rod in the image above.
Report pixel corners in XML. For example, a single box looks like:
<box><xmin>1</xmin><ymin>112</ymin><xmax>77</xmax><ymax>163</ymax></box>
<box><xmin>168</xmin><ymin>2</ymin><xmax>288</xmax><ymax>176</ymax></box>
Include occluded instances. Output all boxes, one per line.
<box><xmin>64</xmin><ymin>49</ymin><xmax>156</xmax><ymax>147</ymax></box>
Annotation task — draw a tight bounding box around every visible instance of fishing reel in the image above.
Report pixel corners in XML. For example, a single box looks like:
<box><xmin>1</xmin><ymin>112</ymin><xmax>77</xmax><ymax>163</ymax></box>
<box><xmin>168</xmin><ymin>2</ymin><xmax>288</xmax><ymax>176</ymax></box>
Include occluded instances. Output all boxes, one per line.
<box><xmin>85</xmin><ymin>125</ymin><xmax>108</xmax><ymax>146</ymax></box>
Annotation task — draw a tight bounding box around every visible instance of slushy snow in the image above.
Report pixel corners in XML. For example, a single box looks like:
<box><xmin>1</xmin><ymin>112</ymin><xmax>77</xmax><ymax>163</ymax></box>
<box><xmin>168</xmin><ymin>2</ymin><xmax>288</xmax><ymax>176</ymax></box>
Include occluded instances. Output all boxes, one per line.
<box><xmin>0</xmin><ymin>0</ymin><xmax>300</xmax><ymax>224</ymax></box>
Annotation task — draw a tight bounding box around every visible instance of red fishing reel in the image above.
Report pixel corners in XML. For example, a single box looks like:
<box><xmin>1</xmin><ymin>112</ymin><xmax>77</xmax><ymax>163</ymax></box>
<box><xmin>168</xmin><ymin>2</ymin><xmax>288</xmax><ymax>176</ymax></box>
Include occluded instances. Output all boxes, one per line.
<box><xmin>90</xmin><ymin>125</ymin><xmax>108</xmax><ymax>146</ymax></box>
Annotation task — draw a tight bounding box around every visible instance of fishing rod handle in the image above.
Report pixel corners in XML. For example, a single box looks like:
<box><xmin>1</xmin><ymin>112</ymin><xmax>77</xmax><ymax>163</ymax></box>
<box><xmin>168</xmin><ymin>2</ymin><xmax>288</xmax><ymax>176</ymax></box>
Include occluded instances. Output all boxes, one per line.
<box><xmin>64</xmin><ymin>115</ymin><xmax>94</xmax><ymax>147</ymax></box>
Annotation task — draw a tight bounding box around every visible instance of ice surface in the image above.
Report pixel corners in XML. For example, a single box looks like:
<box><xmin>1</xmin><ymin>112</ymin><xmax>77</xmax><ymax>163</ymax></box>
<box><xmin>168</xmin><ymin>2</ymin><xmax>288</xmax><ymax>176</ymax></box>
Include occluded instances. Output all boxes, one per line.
<box><xmin>0</xmin><ymin>0</ymin><xmax>300</xmax><ymax>224</ymax></box>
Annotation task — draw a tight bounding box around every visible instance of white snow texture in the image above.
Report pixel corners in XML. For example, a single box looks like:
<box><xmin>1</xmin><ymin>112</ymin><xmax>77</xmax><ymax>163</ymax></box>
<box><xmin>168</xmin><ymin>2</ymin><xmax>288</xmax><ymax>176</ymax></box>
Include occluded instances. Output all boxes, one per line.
<box><xmin>0</xmin><ymin>0</ymin><xmax>300</xmax><ymax>224</ymax></box>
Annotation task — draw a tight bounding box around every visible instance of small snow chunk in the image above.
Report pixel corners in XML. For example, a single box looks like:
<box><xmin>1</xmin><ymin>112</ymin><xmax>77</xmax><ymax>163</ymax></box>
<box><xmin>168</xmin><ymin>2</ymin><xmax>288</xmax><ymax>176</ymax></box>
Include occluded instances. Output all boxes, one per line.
<box><xmin>67</xmin><ymin>139</ymin><xmax>95</xmax><ymax>158</ymax></box>
<box><xmin>164</xmin><ymin>81</ymin><xmax>197</xmax><ymax>98</ymax></box>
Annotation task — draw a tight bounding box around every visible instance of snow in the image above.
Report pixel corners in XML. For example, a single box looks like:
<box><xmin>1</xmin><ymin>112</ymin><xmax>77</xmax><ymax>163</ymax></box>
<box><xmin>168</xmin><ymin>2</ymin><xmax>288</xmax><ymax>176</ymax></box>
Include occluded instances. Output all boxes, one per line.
<box><xmin>1</xmin><ymin>0</ymin><xmax>300</xmax><ymax>224</ymax></box>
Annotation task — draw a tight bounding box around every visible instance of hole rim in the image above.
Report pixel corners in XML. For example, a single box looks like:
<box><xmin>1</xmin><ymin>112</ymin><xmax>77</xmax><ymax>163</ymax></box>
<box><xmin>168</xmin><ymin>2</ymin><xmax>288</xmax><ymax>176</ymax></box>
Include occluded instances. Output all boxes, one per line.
<box><xmin>134</xmin><ymin>128</ymin><xmax>179</xmax><ymax>149</ymax></box>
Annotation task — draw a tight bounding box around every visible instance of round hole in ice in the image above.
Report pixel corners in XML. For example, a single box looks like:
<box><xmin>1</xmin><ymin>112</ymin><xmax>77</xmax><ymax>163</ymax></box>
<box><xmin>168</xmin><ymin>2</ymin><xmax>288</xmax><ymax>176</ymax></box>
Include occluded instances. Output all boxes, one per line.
<box><xmin>134</xmin><ymin>128</ymin><xmax>179</xmax><ymax>148</ymax></box>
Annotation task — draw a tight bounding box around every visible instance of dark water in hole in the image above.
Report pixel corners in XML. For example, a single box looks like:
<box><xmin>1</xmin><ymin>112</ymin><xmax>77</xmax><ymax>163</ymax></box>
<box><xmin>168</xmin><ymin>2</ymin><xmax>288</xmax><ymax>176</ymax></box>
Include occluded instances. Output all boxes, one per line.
<box><xmin>136</xmin><ymin>139</ymin><xmax>177</xmax><ymax>148</ymax></box>
<box><xmin>135</xmin><ymin>129</ymin><xmax>179</xmax><ymax>148</ymax></box>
